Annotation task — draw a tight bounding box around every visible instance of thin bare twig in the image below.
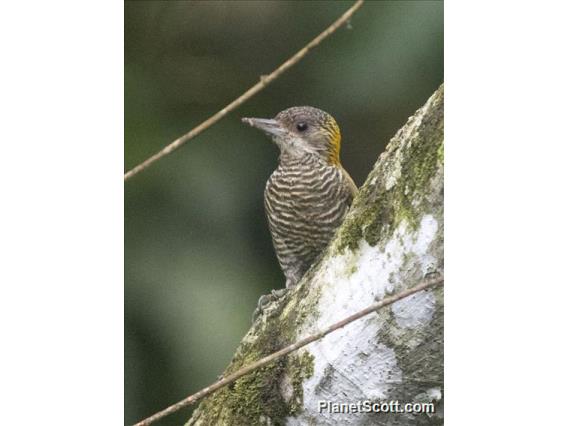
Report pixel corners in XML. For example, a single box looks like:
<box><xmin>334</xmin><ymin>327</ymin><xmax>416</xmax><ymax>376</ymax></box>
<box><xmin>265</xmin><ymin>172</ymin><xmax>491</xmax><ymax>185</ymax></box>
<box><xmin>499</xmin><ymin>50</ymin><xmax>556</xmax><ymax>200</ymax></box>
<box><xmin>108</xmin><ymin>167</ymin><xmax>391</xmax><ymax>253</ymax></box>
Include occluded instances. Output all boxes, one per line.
<box><xmin>133</xmin><ymin>275</ymin><xmax>443</xmax><ymax>426</ymax></box>
<box><xmin>124</xmin><ymin>0</ymin><xmax>365</xmax><ymax>181</ymax></box>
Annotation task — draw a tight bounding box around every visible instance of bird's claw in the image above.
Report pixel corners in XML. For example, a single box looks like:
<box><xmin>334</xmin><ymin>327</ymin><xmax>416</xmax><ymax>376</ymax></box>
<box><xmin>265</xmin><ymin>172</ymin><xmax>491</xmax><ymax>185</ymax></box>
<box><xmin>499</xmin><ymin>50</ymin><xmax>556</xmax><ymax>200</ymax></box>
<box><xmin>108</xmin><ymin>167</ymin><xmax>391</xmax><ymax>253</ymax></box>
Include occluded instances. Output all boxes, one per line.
<box><xmin>271</xmin><ymin>288</ymin><xmax>287</xmax><ymax>298</ymax></box>
<box><xmin>252</xmin><ymin>288</ymin><xmax>288</xmax><ymax>322</ymax></box>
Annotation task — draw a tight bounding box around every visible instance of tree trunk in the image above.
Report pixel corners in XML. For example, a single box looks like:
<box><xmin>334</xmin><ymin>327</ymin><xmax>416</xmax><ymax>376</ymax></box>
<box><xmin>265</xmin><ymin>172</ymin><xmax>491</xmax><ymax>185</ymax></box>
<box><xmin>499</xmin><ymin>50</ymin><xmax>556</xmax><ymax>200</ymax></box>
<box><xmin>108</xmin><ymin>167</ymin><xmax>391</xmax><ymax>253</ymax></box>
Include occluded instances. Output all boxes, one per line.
<box><xmin>188</xmin><ymin>85</ymin><xmax>444</xmax><ymax>426</ymax></box>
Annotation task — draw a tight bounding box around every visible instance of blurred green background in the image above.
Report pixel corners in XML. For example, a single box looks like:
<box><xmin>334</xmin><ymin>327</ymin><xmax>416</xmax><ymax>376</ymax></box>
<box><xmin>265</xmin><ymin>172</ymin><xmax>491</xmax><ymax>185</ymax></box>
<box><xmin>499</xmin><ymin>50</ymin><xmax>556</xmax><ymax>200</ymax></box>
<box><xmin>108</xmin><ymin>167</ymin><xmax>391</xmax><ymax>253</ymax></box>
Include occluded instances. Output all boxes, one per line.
<box><xmin>125</xmin><ymin>1</ymin><xmax>443</xmax><ymax>424</ymax></box>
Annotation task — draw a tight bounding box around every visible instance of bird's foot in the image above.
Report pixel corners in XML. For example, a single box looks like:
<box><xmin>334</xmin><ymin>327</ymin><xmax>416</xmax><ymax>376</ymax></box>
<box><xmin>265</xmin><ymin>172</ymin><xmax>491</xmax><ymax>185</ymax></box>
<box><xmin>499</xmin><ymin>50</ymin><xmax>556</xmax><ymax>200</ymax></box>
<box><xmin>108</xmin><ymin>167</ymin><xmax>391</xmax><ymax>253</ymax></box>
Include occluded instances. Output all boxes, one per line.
<box><xmin>271</xmin><ymin>288</ymin><xmax>288</xmax><ymax>298</ymax></box>
<box><xmin>252</xmin><ymin>288</ymin><xmax>289</xmax><ymax>322</ymax></box>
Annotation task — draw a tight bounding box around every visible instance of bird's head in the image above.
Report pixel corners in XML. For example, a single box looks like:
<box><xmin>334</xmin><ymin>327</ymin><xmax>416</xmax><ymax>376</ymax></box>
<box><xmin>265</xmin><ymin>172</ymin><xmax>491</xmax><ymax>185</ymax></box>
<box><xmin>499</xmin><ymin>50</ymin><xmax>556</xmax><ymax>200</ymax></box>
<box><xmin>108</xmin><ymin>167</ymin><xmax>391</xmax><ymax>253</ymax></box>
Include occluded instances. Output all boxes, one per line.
<box><xmin>242</xmin><ymin>106</ymin><xmax>342</xmax><ymax>165</ymax></box>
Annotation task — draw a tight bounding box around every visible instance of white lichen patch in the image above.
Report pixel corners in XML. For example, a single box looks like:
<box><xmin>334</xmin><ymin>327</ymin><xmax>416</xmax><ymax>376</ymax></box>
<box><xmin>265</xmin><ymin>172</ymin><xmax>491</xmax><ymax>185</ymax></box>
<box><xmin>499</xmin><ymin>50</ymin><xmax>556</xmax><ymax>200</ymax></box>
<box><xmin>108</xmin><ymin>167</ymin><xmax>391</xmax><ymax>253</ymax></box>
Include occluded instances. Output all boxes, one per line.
<box><xmin>287</xmin><ymin>215</ymin><xmax>440</xmax><ymax>425</ymax></box>
<box><xmin>259</xmin><ymin>414</ymin><xmax>274</xmax><ymax>426</ymax></box>
<box><xmin>391</xmin><ymin>291</ymin><xmax>436</xmax><ymax>329</ymax></box>
<box><xmin>385</xmin><ymin>159</ymin><xmax>401</xmax><ymax>190</ymax></box>
<box><xmin>279</xmin><ymin>373</ymin><xmax>294</xmax><ymax>403</ymax></box>
<box><xmin>426</xmin><ymin>387</ymin><xmax>442</xmax><ymax>401</ymax></box>
<box><xmin>413</xmin><ymin>387</ymin><xmax>442</xmax><ymax>405</ymax></box>
<box><xmin>412</xmin><ymin>215</ymin><xmax>438</xmax><ymax>256</ymax></box>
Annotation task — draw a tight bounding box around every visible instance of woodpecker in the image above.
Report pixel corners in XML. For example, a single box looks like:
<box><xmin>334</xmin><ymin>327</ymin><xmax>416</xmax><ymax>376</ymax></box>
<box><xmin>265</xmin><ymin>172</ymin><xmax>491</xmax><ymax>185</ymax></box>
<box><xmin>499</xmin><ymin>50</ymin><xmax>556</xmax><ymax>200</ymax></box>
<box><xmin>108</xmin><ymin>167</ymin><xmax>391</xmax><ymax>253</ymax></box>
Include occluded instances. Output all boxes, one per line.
<box><xmin>242</xmin><ymin>106</ymin><xmax>357</xmax><ymax>290</ymax></box>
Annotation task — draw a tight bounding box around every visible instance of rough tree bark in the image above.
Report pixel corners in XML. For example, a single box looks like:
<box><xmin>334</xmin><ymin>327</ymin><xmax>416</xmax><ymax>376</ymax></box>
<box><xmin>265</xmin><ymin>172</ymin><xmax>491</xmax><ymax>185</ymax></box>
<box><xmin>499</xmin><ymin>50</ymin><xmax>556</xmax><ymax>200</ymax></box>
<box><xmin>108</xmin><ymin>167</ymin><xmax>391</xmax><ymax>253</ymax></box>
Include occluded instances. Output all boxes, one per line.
<box><xmin>187</xmin><ymin>85</ymin><xmax>444</xmax><ymax>426</ymax></box>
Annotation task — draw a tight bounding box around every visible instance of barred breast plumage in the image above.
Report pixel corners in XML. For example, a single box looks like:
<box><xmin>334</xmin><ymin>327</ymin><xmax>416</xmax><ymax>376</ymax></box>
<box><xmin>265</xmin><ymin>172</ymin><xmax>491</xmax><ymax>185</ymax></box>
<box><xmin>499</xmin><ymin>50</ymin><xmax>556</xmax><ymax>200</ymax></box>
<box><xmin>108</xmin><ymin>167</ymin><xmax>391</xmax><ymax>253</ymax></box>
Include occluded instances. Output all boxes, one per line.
<box><xmin>265</xmin><ymin>153</ymin><xmax>356</xmax><ymax>287</ymax></box>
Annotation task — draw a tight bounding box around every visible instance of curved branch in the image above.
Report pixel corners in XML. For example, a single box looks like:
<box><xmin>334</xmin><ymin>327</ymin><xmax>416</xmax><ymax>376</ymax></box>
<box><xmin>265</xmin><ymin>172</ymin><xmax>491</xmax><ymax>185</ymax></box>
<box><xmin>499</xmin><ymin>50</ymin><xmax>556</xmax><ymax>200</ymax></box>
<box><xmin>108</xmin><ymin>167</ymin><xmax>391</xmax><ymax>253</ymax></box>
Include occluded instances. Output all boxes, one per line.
<box><xmin>124</xmin><ymin>0</ymin><xmax>365</xmax><ymax>181</ymax></box>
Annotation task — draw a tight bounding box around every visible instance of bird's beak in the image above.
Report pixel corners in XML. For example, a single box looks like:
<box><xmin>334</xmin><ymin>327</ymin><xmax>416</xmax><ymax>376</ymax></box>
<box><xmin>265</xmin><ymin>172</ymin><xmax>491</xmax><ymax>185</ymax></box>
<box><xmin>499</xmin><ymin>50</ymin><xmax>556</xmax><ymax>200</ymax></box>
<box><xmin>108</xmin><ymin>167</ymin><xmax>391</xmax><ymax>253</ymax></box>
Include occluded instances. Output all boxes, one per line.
<box><xmin>241</xmin><ymin>117</ymin><xmax>286</xmax><ymax>138</ymax></box>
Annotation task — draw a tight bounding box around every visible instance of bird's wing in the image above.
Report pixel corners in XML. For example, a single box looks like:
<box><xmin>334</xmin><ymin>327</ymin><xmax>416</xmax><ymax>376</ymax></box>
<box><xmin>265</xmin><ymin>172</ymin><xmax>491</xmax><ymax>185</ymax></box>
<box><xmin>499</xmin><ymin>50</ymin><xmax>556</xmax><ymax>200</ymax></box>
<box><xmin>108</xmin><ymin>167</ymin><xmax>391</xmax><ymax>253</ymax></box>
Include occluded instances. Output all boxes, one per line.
<box><xmin>341</xmin><ymin>166</ymin><xmax>358</xmax><ymax>201</ymax></box>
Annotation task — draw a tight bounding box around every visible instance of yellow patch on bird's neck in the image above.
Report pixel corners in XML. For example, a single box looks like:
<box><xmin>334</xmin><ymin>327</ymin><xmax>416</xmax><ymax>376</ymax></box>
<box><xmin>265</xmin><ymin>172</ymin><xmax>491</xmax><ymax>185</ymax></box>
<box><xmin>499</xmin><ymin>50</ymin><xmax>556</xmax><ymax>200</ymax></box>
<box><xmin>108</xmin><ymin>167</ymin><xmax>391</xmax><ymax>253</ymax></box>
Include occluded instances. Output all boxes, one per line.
<box><xmin>327</xmin><ymin>119</ymin><xmax>341</xmax><ymax>165</ymax></box>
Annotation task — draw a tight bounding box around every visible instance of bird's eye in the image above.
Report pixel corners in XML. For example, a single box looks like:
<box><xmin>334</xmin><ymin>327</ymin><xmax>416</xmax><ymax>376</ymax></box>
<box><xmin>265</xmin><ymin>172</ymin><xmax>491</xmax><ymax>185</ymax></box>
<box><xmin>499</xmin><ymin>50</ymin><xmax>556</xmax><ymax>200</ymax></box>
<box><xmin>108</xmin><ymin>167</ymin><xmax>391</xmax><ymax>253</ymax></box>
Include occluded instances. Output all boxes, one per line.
<box><xmin>296</xmin><ymin>122</ymin><xmax>308</xmax><ymax>132</ymax></box>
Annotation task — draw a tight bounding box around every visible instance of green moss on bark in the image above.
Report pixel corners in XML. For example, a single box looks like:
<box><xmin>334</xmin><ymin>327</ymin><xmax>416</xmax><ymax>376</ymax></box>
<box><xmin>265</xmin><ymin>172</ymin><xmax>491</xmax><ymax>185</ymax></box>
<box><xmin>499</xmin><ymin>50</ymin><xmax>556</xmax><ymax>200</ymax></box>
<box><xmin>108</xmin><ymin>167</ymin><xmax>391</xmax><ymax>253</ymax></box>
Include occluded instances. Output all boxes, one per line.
<box><xmin>333</xmin><ymin>86</ymin><xmax>444</xmax><ymax>253</ymax></box>
<box><xmin>187</xmin><ymin>285</ymin><xmax>317</xmax><ymax>426</ymax></box>
<box><xmin>191</xmin><ymin>350</ymin><xmax>314</xmax><ymax>425</ymax></box>
<box><xmin>287</xmin><ymin>352</ymin><xmax>315</xmax><ymax>415</ymax></box>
